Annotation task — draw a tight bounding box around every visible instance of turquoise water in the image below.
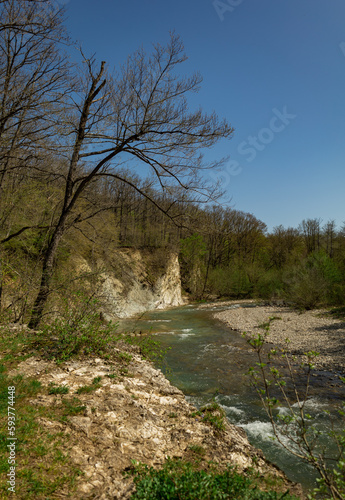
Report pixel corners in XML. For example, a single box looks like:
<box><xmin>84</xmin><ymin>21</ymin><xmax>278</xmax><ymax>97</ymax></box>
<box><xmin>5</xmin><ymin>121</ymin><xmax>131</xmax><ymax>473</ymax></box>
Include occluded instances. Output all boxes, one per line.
<box><xmin>119</xmin><ymin>303</ymin><xmax>345</xmax><ymax>492</ymax></box>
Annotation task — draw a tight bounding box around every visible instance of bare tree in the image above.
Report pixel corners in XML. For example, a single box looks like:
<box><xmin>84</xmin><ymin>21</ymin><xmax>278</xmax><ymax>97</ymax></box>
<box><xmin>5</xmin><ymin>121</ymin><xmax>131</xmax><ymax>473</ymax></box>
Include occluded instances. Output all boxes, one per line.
<box><xmin>323</xmin><ymin>220</ymin><xmax>336</xmax><ymax>258</ymax></box>
<box><xmin>28</xmin><ymin>33</ymin><xmax>234</xmax><ymax>327</ymax></box>
<box><xmin>0</xmin><ymin>0</ymin><xmax>70</xmax><ymax>190</ymax></box>
<box><xmin>268</xmin><ymin>225</ymin><xmax>301</xmax><ymax>269</ymax></box>
<box><xmin>299</xmin><ymin>218</ymin><xmax>322</xmax><ymax>254</ymax></box>
<box><xmin>0</xmin><ymin>0</ymin><xmax>70</xmax><ymax>309</ymax></box>
<box><xmin>0</xmin><ymin>0</ymin><xmax>66</xmax><ymax>35</ymax></box>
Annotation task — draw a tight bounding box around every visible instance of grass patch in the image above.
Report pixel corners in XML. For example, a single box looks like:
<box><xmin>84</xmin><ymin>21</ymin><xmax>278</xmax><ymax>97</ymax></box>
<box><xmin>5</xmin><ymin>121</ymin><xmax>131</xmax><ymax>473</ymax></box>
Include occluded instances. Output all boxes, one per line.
<box><xmin>323</xmin><ymin>306</ymin><xmax>345</xmax><ymax>321</ymax></box>
<box><xmin>191</xmin><ymin>400</ymin><xmax>226</xmax><ymax>432</ymax></box>
<box><xmin>126</xmin><ymin>458</ymin><xmax>299</xmax><ymax>500</ymax></box>
<box><xmin>119</xmin><ymin>366</ymin><xmax>133</xmax><ymax>377</ymax></box>
<box><xmin>0</xmin><ymin>337</ymin><xmax>82</xmax><ymax>498</ymax></box>
<box><xmin>75</xmin><ymin>376</ymin><xmax>102</xmax><ymax>394</ymax></box>
<box><xmin>76</xmin><ymin>384</ymin><xmax>100</xmax><ymax>395</ymax></box>
<box><xmin>59</xmin><ymin>397</ymin><xmax>86</xmax><ymax>420</ymax></box>
<box><xmin>188</xmin><ymin>444</ymin><xmax>206</xmax><ymax>456</ymax></box>
<box><xmin>48</xmin><ymin>383</ymin><xmax>69</xmax><ymax>395</ymax></box>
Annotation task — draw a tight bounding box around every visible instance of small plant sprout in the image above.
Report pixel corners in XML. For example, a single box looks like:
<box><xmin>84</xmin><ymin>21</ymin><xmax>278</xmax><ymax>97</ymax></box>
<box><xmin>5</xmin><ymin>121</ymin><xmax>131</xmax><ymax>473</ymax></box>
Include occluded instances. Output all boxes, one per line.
<box><xmin>244</xmin><ymin>319</ymin><xmax>345</xmax><ymax>500</ymax></box>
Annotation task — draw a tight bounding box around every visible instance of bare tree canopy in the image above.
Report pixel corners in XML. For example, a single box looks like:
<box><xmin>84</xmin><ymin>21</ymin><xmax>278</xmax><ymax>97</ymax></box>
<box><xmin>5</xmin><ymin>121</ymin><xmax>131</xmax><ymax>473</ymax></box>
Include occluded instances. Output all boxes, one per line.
<box><xmin>0</xmin><ymin>0</ymin><xmax>71</xmax><ymax>190</ymax></box>
<box><xmin>0</xmin><ymin>2</ymin><xmax>235</xmax><ymax>327</ymax></box>
<box><xmin>68</xmin><ymin>35</ymin><xmax>234</xmax><ymax>203</ymax></box>
<box><xmin>0</xmin><ymin>0</ymin><xmax>68</xmax><ymax>35</ymax></box>
<box><xmin>6</xmin><ymin>27</ymin><xmax>233</xmax><ymax>327</ymax></box>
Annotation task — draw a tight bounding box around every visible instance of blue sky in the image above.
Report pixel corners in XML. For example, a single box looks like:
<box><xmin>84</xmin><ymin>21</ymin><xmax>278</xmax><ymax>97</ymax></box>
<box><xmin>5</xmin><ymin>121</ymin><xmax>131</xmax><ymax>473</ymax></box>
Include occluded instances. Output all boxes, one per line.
<box><xmin>62</xmin><ymin>0</ymin><xmax>345</xmax><ymax>232</ymax></box>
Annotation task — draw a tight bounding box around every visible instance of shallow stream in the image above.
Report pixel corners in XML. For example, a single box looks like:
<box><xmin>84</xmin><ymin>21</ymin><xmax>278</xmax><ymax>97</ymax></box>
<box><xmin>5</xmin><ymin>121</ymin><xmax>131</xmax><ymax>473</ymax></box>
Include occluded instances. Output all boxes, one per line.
<box><xmin>119</xmin><ymin>302</ymin><xmax>345</xmax><ymax>492</ymax></box>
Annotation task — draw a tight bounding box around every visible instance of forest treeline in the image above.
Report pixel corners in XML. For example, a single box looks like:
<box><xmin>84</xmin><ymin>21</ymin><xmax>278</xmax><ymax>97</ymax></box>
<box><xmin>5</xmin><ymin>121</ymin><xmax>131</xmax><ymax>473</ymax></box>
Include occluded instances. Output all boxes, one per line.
<box><xmin>2</xmin><ymin>158</ymin><xmax>345</xmax><ymax>316</ymax></box>
<box><xmin>0</xmin><ymin>0</ymin><xmax>344</xmax><ymax>325</ymax></box>
<box><xmin>98</xmin><ymin>187</ymin><xmax>345</xmax><ymax>310</ymax></box>
<box><xmin>84</xmin><ymin>187</ymin><xmax>345</xmax><ymax>309</ymax></box>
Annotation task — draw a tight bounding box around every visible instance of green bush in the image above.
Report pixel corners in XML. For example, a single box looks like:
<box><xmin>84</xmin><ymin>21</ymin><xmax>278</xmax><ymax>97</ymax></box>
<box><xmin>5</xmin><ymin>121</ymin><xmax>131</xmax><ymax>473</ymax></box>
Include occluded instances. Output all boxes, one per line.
<box><xmin>282</xmin><ymin>252</ymin><xmax>344</xmax><ymax>309</ymax></box>
<box><xmin>127</xmin><ymin>458</ymin><xmax>298</xmax><ymax>500</ymax></box>
<box><xmin>34</xmin><ymin>314</ymin><xmax>120</xmax><ymax>361</ymax></box>
<box><xmin>208</xmin><ymin>266</ymin><xmax>252</xmax><ymax>298</ymax></box>
<box><xmin>283</xmin><ymin>267</ymin><xmax>326</xmax><ymax>309</ymax></box>
<box><xmin>254</xmin><ymin>270</ymin><xmax>284</xmax><ymax>301</ymax></box>
<box><xmin>32</xmin><ymin>292</ymin><xmax>121</xmax><ymax>361</ymax></box>
<box><xmin>125</xmin><ymin>333</ymin><xmax>170</xmax><ymax>367</ymax></box>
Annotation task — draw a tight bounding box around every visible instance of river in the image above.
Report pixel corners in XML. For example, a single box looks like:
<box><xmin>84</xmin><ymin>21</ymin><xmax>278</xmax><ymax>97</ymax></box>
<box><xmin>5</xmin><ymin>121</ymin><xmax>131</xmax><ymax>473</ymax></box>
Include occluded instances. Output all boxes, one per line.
<box><xmin>119</xmin><ymin>302</ymin><xmax>345</xmax><ymax>493</ymax></box>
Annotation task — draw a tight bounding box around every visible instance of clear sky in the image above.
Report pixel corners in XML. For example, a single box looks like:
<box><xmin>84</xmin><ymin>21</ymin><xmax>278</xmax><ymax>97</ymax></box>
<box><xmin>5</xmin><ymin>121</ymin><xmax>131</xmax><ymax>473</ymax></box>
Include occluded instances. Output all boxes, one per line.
<box><xmin>62</xmin><ymin>0</ymin><xmax>345</xmax><ymax>232</ymax></box>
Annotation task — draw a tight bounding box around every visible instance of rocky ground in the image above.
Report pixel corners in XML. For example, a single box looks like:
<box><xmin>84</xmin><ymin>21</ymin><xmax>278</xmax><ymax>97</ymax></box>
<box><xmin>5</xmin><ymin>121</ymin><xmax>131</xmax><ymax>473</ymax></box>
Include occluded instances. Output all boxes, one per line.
<box><xmin>211</xmin><ymin>302</ymin><xmax>345</xmax><ymax>374</ymax></box>
<box><xmin>7</xmin><ymin>343</ymin><xmax>303</xmax><ymax>498</ymax></box>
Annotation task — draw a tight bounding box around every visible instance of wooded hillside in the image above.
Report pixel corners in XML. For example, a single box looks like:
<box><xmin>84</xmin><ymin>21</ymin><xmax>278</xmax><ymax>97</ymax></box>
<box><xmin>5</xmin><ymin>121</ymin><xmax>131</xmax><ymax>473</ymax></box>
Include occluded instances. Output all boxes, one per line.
<box><xmin>1</xmin><ymin>1</ymin><xmax>344</xmax><ymax>326</ymax></box>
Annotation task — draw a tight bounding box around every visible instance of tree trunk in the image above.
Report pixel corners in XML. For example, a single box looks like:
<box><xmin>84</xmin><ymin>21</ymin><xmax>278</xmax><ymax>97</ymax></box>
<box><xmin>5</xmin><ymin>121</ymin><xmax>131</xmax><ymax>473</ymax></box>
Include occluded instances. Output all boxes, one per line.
<box><xmin>202</xmin><ymin>237</ymin><xmax>213</xmax><ymax>297</ymax></box>
<box><xmin>0</xmin><ymin>254</ymin><xmax>3</xmax><ymax>310</ymax></box>
<box><xmin>27</xmin><ymin>62</ymin><xmax>107</xmax><ymax>328</ymax></box>
<box><xmin>28</xmin><ymin>224</ymin><xmax>64</xmax><ymax>329</ymax></box>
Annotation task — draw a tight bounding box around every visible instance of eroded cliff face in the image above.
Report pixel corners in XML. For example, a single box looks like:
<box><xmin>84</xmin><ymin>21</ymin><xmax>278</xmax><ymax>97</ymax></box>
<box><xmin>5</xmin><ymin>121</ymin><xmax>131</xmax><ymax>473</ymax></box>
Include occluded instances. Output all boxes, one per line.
<box><xmin>74</xmin><ymin>249</ymin><xmax>185</xmax><ymax>319</ymax></box>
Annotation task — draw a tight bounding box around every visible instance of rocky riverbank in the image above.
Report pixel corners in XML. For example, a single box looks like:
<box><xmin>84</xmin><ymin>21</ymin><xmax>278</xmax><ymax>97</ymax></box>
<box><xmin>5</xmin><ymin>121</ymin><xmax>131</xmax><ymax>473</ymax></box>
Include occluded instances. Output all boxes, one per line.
<box><xmin>7</xmin><ymin>337</ymin><xmax>303</xmax><ymax>498</ymax></box>
<box><xmin>211</xmin><ymin>302</ymin><xmax>345</xmax><ymax>375</ymax></box>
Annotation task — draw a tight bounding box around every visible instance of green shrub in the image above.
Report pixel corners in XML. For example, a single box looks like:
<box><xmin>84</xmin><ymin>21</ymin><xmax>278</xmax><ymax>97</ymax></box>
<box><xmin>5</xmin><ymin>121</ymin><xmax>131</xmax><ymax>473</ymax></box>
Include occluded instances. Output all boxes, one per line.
<box><xmin>282</xmin><ymin>252</ymin><xmax>343</xmax><ymax>309</ymax></box>
<box><xmin>34</xmin><ymin>305</ymin><xmax>120</xmax><ymax>362</ymax></box>
<box><xmin>208</xmin><ymin>266</ymin><xmax>252</xmax><ymax>298</ymax></box>
<box><xmin>254</xmin><ymin>270</ymin><xmax>284</xmax><ymax>301</ymax></box>
<box><xmin>125</xmin><ymin>333</ymin><xmax>170</xmax><ymax>367</ymax></box>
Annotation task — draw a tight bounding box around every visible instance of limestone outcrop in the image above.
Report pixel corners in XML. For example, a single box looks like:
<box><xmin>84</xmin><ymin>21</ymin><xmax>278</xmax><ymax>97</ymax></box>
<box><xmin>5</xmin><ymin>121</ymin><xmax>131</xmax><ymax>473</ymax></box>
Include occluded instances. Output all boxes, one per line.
<box><xmin>9</xmin><ymin>350</ymin><xmax>302</xmax><ymax>499</ymax></box>
<box><xmin>73</xmin><ymin>249</ymin><xmax>185</xmax><ymax>319</ymax></box>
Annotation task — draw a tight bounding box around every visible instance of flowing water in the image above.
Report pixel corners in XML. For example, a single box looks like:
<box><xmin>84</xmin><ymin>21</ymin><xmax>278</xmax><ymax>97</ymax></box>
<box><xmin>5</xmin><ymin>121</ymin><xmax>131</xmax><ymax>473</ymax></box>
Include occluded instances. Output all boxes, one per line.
<box><xmin>119</xmin><ymin>303</ymin><xmax>345</xmax><ymax>493</ymax></box>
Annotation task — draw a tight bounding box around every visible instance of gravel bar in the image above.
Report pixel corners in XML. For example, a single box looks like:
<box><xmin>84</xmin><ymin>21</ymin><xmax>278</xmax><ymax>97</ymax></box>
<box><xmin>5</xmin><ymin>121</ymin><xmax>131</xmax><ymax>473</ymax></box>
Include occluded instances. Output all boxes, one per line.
<box><xmin>212</xmin><ymin>303</ymin><xmax>345</xmax><ymax>375</ymax></box>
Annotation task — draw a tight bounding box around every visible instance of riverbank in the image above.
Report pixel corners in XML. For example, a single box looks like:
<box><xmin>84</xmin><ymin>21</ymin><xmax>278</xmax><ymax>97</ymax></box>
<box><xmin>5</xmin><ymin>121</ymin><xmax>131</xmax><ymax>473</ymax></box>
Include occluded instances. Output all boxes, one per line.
<box><xmin>0</xmin><ymin>324</ymin><xmax>302</xmax><ymax>499</ymax></box>
<box><xmin>211</xmin><ymin>302</ymin><xmax>345</xmax><ymax>374</ymax></box>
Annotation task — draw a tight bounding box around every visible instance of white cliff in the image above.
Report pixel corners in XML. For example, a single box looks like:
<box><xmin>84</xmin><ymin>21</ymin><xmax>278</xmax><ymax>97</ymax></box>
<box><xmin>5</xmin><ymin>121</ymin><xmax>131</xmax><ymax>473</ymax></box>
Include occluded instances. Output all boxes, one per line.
<box><xmin>74</xmin><ymin>249</ymin><xmax>185</xmax><ymax>319</ymax></box>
